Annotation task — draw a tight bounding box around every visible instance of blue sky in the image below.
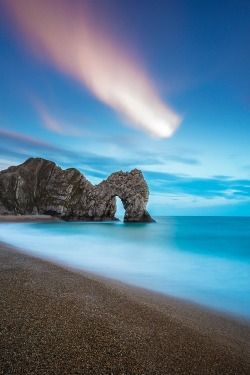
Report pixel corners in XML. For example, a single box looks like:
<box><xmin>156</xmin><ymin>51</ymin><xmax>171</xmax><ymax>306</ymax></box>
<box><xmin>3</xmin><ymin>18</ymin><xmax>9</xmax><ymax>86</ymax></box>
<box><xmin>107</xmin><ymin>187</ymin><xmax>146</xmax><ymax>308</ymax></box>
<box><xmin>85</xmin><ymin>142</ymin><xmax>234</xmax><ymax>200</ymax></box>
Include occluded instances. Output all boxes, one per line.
<box><xmin>0</xmin><ymin>0</ymin><xmax>249</xmax><ymax>215</ymax></box>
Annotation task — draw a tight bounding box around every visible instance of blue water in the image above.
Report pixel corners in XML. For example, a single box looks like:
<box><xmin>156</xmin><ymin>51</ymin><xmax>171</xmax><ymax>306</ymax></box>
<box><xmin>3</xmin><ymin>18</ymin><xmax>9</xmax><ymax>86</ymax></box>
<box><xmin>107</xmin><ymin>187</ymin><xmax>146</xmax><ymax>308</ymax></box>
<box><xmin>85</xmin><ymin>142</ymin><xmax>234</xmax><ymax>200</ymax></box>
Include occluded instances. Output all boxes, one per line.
<box><xmin>0</xmin><ymin>216</ymin><xmax>249</xmax><ymax>320</ymax></box>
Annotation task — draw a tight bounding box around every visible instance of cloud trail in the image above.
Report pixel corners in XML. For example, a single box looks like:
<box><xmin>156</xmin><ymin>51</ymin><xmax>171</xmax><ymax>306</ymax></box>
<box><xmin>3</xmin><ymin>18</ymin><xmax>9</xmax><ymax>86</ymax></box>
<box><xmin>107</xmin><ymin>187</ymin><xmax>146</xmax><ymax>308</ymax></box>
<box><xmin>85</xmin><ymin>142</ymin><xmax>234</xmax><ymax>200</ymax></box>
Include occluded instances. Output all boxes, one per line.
<box><xmin>34</xmin><ymin>100</ymin><xmax>83</xmax><ymax>136</ymax></box>
<box><xmin>5</xmin><ymin>0</ymin><xmax>181</xmax><ymax>137</ymax></box>
<box><xmin>0</xmin><ymin>129</ymin><xmax>59</xmax><ymax>150</ymax></box>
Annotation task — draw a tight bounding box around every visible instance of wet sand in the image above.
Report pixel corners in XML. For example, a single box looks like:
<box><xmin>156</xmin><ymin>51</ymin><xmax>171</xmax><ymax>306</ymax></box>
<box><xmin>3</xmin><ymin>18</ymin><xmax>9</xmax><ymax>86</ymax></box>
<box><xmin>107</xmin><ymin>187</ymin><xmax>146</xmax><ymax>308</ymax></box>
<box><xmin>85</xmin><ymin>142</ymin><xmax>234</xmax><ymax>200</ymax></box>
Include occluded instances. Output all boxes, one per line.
<box><xmin>0</xmin><ymin>215</ymin><xmax>62</xmax><ymax>223</ymax></box>
<box><xmin>0</xmin><ymin>242</ymin><xmax>250</xmax><ymax>374</ymax></box>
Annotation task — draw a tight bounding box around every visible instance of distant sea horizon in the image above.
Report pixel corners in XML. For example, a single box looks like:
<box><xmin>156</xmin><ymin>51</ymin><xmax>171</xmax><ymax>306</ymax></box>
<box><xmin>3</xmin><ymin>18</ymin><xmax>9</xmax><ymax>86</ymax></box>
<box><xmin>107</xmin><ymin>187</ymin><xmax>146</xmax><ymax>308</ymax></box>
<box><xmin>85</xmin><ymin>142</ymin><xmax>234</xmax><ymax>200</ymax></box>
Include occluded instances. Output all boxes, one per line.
<box><xmin>0</xmin><ymin>216</ymin><xmax>249</xmax><ymax>321</ymax></box>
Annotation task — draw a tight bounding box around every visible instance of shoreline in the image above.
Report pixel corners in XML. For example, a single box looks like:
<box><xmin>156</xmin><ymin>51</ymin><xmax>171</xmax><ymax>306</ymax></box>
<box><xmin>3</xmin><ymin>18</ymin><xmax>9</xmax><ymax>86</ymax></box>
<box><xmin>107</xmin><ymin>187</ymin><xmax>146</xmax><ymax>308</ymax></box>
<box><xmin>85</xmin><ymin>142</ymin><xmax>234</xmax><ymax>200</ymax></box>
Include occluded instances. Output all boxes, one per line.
<box><xmin>1</xmin><ymin>217</ymin><xmax>249</xmax><ymax>324</ymax></box>
<box><xmin>0</xmin><ymin>214</ymin><xmax>63</xmax><ymax>223</ymax></box>
<box><xmin>1</xmin><ymin>242</ymin><xmax>250</xmax><ymax>374</ymax></box>
<box><xmin>0</xmin><ymin>214</ymin><xmax>121</xmax><ymax>223</ymax></box>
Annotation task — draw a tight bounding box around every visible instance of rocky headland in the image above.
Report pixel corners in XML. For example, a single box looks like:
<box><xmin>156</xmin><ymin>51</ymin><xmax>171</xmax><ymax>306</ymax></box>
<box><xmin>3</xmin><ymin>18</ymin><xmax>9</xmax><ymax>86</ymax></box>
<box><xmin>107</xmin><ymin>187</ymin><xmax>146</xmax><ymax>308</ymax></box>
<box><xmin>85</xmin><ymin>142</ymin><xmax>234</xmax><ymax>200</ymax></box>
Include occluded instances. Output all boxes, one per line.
<box><xmin>0</xmin><ymin>158</ymin><xmax>155</xmax><ymax>222</ymax></box>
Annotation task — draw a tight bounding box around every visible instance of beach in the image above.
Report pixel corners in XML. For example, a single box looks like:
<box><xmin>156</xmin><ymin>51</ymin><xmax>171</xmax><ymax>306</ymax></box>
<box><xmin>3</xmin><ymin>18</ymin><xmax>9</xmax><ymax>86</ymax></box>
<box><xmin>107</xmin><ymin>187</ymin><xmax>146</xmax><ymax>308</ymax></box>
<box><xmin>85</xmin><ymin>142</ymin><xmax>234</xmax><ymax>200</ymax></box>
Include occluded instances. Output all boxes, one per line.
<box><xmin>1</xmin><ymin>241</ymin><xmax>250</xmax><ymax>375</ymax></box>
<box><xmin>0</xmin><ymin>215</ymin><xmax>63</xmax><ymax>223</ymax></box>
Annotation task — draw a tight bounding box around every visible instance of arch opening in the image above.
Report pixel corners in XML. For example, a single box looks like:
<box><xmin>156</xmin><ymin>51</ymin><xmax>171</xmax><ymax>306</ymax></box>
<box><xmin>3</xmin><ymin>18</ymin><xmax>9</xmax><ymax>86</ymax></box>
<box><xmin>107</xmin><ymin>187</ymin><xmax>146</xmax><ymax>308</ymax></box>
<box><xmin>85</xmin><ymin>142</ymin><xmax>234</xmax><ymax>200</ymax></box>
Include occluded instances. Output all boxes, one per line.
<box><xmin>115</xmin><ymin>196</ymin><xmax>126</xmax><ymax>221</ymax></box>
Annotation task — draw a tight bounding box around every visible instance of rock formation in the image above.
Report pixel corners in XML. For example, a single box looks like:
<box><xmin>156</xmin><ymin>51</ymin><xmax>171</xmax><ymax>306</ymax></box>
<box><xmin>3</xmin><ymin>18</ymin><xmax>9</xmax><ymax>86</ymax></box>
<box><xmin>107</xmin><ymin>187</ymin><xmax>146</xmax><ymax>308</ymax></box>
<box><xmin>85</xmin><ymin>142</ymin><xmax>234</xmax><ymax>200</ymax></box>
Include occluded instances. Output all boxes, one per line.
<box><xmin>0</xmin><ymin>158</ymin><xmax>155</xmax><ymax>222</ymax></box>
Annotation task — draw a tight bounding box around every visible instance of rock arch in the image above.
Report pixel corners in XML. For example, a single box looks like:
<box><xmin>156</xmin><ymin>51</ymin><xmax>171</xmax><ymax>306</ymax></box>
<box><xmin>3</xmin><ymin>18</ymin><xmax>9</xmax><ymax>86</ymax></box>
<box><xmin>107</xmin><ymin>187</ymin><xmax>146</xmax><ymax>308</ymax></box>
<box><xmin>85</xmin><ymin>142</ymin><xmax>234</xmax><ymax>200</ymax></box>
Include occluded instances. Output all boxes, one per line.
<box><xmin>0</xmin><ymin>158</ymin><xmax>155</xmax><ymax>222</ymax></box>
<box><xmin>93</xmin><ymin>169</ymin><xmax>154</xmax><ymax>222</ymax></box>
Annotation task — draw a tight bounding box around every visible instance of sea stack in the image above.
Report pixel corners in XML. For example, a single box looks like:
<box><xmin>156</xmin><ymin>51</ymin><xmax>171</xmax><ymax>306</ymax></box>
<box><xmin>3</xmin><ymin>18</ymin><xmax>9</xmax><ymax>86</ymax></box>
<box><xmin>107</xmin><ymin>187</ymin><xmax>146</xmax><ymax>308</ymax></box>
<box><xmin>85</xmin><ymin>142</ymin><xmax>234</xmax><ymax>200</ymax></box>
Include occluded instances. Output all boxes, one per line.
<box><xmin>0</xmin><ymin>158</ymin><xmax>155</xmax><ymax>222</ymax></box>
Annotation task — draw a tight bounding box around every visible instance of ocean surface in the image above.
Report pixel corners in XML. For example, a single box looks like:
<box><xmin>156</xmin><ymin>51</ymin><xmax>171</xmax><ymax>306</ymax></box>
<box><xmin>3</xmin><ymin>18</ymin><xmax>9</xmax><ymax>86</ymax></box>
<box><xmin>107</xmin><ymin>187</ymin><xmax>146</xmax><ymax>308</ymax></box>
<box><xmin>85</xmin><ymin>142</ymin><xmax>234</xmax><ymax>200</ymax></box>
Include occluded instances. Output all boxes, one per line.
<box><xmin>0</xmin><ymin>216</ymin><xmax>250</xmax><ymax>320</ymax></box>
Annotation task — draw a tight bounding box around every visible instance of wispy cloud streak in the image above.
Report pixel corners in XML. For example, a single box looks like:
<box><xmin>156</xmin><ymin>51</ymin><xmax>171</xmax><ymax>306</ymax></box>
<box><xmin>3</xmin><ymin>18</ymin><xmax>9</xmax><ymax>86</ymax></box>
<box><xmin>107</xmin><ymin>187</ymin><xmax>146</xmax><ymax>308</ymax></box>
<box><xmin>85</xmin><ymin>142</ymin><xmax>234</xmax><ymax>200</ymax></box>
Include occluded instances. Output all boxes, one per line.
<box><xmin>34</xmin><ymin>100</ymin><xmax>83</xmax><ymax>136</ymax></box>
<box><xmin>0</xmin><ymin>129</ymin><xmax>59</xmax><ymax>150</ymax></box>
<box><xmin>5</xmin><ymin>0</ymin><xmax>181</xmax><ymax>137</ymax></box>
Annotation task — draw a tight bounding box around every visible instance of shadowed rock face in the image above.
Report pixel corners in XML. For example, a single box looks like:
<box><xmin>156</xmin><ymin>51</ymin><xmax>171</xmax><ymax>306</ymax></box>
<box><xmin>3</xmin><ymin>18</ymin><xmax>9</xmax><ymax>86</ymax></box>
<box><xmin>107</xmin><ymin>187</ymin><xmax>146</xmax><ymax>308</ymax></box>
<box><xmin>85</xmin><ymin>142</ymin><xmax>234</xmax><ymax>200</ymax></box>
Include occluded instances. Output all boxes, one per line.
<box><xmin>0</xmin><ymin>158</ymin><xmax>155</xmax><ymax>222</ymax></box>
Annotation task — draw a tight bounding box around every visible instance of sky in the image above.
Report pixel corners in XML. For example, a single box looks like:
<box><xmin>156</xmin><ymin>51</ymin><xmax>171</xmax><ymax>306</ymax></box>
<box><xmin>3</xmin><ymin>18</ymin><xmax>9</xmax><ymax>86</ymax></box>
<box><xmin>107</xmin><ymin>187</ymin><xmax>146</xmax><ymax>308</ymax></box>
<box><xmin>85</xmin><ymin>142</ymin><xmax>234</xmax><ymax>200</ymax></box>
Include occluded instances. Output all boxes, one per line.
<box><xmin>0</xmin><ymin>0</ymin><xmax>249</xmax><ymax>216</ymax></box>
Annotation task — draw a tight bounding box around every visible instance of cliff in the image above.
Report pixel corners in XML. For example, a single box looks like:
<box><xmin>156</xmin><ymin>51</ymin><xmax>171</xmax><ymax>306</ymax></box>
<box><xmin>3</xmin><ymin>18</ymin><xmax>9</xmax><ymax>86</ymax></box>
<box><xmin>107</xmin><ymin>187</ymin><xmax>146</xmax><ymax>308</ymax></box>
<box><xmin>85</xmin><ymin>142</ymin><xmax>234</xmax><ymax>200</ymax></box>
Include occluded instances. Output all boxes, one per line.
<box><xmin>0</xmin><ymin>158</ymin><xmax>155</xmax><ymax>222</ymax></box>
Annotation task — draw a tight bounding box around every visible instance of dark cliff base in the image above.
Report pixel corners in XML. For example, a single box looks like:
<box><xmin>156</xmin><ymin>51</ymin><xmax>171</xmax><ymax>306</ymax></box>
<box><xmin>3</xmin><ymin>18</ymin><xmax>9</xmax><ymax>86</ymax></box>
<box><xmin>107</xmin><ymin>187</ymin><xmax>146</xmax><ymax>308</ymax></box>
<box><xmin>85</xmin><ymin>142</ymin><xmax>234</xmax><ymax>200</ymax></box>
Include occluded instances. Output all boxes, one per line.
<box><xmin>1</xmin><ymin>243</ymin><xmax>250</xmax><ymax>375</ymax></box>
<box><xmin>0</xmin><ymin>214</ymin><xmax>156</xmax><ymax>223</ymax></box>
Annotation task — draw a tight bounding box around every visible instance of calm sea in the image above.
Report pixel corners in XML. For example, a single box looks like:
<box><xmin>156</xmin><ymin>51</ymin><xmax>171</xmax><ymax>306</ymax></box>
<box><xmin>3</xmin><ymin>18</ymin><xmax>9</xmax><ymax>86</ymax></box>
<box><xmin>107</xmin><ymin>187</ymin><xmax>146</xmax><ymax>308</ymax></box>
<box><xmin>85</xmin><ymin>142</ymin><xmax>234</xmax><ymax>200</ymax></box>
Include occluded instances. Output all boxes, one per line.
<box><xmin>1</xmin><ymin>216</ymin><xmax>249</xmax><ymax>320</ymax></box>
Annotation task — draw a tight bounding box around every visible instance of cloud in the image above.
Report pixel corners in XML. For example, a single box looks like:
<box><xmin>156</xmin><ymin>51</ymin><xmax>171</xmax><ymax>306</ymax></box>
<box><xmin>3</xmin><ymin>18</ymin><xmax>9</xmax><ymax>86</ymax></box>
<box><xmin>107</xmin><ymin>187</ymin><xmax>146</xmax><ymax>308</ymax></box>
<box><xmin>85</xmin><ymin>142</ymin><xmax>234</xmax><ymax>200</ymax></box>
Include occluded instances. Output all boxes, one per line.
<box><xmin>0</xmin><ymin>128</ymin><xmax>133</xmax><ymax>179</ymax></box>
<box><xmin>4</xmin><ymin>0</ymin><xmax>181</xmax><ymax>138</ymax></box>
<box><xmin>0</xmin><ymin>129</ymin><xmax>59</xmax><ymax>151</ymax></box>
<box><xmin>34</xmin><ymin>100</ymin><xmax>83</xmax><ymax>136</ymax></box>
<box><xmin>212</xmin><ymin>175</ymin><xmax>232</xmax><ymax>180</ymax></box>
<box><xmin>149</xmin><ymin>192</ymin><xmax>245</xmax><ymax>208</ymax></box>
<box><xmin>0</xmin><ymin>129</ymin><xmax>62</xmax><ymax>168</ymax></box>
<box><xmin>242</xmin><ymin>165</ymin><xmax>250</xmax><ymax>175</ymax></box>
<box><xmin>166</xmin><ymin>155</ymin><xmax>199</xmax><ymax>165</ymax></box>
<box><xmin>37</xmin><ymin>106</ymin><xmax>65</xmax><ymax>135</ymax></box>
<box><xmin>138</xmin><ymin>152</ymin><xmax>200</xmax><ymax>166</ymax></box>
<box><xmin>146</xmin><ymin>173</ymin><xmax>250</xmax><ymax>215</ymax></box>
<box><xmin>144</xmin><ymin>171</ymin><xmax>250</xmax><ymax>202</ymax></box>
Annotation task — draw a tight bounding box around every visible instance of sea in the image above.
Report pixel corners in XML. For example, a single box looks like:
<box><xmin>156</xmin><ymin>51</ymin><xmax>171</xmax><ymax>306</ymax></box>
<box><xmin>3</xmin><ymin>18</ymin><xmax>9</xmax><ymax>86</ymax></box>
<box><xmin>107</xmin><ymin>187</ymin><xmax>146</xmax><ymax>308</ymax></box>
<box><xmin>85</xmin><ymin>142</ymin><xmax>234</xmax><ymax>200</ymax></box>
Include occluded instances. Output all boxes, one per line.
<box><xmin>0</xmin><ymin>216</ymin><xmax>249</xmax><ymax>321</ymax></box>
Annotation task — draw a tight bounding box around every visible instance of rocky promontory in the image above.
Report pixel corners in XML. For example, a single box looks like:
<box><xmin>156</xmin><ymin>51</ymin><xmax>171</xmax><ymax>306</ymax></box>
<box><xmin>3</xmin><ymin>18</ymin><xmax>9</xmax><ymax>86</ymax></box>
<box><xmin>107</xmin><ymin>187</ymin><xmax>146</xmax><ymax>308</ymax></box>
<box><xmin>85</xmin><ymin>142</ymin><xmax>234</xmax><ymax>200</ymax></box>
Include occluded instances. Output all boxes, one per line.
<box><xmin>0</xmin><ymin>158</ymin><xmax>155</xmax><ymax>222</ymax></box>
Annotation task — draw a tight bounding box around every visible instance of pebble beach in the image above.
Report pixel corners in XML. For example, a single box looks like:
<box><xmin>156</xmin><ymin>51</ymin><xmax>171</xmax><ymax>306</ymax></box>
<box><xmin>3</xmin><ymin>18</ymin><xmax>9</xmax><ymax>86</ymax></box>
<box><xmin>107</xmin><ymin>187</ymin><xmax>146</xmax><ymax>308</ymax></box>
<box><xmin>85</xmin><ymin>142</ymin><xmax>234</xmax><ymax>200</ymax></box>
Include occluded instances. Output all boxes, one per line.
<box><xmin>1</xmin><ymin>241</ymin><xmax>250</xmax><ymax>374</ymax></box>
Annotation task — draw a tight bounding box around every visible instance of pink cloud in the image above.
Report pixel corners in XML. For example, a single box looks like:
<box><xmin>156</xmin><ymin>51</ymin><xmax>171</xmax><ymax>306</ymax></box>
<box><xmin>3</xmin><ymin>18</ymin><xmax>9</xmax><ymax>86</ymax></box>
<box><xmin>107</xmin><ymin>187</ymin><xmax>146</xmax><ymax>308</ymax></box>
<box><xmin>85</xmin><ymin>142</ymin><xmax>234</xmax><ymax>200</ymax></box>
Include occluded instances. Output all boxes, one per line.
<box><xmin>34</xmin><ymin>100</ymin><xmax>82</xmax><ymax>136</ymax></box>
<box><xmin>0</xmin><ymin>129</ymin><xmax>59</xmax><ymax>150</ymax></box>
<box><xmin>5</xmin><ymin>0</ymin><xmax>181</xmax><ymax>138</ymax></box>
